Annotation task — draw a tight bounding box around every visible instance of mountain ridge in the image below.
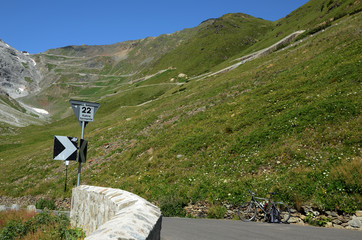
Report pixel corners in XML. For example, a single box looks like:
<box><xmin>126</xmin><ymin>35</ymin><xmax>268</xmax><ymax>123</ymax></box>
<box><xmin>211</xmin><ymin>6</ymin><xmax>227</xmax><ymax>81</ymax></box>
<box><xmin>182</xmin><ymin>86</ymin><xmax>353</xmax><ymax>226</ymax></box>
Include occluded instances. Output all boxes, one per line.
<box><xmin>15</xmin><ymin>12</ymin><xmax>272</xmax><ymax>120</ymax></box>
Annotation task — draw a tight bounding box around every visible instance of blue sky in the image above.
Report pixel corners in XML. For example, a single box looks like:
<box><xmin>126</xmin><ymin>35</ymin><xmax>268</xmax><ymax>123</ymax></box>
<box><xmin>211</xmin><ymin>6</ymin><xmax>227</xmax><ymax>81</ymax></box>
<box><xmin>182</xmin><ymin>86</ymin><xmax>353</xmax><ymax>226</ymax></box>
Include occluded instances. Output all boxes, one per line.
<box><xmin>1</xmin><ymin>0</ymin><xmax>309</xmax><ymax>54</ymax></box>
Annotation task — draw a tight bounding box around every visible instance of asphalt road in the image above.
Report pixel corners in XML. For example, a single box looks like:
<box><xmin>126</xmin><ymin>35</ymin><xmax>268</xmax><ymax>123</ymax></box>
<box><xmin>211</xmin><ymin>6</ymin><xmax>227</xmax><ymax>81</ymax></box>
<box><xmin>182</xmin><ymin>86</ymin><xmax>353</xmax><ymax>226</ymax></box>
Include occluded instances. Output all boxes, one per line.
<box><xmin>161</xmin><ymin>217</ymin><xmax>362</xmax><ymax>240</ymax></box>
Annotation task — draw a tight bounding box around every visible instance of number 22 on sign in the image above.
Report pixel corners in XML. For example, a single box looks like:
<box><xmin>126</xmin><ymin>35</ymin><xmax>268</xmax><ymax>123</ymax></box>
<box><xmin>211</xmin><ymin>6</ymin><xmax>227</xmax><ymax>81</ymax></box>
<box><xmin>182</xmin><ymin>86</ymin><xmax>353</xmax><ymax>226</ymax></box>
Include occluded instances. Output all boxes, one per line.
<box><xmin>79</xmin><ymin>106</ymin><xmax>94</xmax><ymax>122</ymax></box>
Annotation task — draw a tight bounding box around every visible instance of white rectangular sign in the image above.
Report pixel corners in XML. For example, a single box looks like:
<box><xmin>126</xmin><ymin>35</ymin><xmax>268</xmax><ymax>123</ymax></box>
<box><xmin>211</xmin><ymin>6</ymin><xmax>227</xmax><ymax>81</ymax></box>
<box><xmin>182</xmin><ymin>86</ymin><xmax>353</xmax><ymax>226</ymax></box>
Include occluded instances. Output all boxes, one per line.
<box><xmin>79</xmin><ymin>106</ymin><xmax>94</xmax><ymax>122</ymax></box>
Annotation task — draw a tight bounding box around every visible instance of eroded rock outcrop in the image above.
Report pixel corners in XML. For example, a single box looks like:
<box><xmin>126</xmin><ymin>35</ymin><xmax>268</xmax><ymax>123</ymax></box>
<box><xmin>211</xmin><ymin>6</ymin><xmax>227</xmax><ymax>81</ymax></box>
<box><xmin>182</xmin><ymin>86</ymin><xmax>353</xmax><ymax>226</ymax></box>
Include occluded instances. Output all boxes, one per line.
<box><xmin>0</xmin><ymin>39</ymin><xmax>42</xmax><ymax>98</ymax></box>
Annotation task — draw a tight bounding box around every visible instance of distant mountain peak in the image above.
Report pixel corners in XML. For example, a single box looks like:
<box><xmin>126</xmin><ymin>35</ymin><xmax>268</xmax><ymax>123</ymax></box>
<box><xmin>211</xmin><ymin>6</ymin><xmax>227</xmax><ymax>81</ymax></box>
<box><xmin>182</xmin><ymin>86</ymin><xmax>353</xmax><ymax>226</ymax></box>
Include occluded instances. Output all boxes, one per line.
<box><xmin>0</xmin><ymin>39</ymin><xmax>42</xmax><ymax>99</ymax></box>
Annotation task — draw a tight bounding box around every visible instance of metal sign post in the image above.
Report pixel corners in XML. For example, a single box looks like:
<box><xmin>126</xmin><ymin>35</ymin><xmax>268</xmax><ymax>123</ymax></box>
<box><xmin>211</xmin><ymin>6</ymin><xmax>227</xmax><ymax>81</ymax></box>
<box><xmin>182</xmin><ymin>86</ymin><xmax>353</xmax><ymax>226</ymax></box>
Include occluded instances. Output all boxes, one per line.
<box><xmin>70</xmin><ymin>99</ymin><xmax>100</xmax><ymax>186</ymax></box>
<box><xmin>77</xmin><ymin>120</ymin><xmax>85</xmax><ymax>186</ymax></box>
<box><xmin>64</xmin><ymin>161</ymin><xmax>69</xmax><ymax>192</ymax></box>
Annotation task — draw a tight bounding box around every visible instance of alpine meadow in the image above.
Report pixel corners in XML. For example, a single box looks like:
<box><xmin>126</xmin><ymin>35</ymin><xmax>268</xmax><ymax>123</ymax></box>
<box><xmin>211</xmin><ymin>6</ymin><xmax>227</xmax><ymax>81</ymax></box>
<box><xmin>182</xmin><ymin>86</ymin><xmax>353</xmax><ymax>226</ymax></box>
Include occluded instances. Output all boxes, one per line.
<box><xmin>0</xmin><ymin>0</ymin><xmax>361</xmax><ymax>218</ymax></box>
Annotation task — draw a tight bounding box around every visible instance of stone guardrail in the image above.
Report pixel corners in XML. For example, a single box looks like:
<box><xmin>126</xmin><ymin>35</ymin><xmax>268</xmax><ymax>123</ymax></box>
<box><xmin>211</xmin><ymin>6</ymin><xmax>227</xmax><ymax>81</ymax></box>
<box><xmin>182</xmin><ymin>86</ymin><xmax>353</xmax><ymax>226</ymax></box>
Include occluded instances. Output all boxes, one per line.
<box><xmin>70</xmin><ymin>185</ymin><xmax>162</xmax><ymax>240</ymax></box>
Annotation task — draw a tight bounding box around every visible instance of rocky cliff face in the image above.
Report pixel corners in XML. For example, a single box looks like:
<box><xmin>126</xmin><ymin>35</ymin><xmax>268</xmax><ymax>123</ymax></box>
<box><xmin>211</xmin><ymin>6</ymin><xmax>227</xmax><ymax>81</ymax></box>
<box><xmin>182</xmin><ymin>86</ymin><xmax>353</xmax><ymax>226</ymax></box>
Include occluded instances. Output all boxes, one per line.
<box><xmin>0</xmin><ymin>39</ymin><xmax>42</xmax><ymax>99</ymax></box>
<box><xmin>0</xmin><ymin>39</ymin><xmax>49</xmax><ymax>127</ymax></box>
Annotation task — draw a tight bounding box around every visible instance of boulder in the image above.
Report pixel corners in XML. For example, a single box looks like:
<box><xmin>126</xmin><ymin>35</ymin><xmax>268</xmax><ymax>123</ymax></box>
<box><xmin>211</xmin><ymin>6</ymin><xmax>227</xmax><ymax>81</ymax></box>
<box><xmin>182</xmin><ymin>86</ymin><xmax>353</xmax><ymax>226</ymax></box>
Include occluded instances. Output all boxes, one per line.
<box><xmin>333</xmin><ymin>224</ymin><xmax>345</xmax><ymax>229</ymax></box>
<box><xmin>27</xmin><ymin>205</ymin><xmax>36</xmax><ymax>212</ymax></box>
<box><xmin>326</xmin><ymin>211</ymin><xmax>338</xmax><ymax>218</ymax></box>
<box><xmin>11</xmin><ymin>204</ymin><xmax>19</xmax><ymax>210</ymax></box>
<box><xmin>288</xmin><ymin>217</ymin><xmax>301</xmax><ymax>223</ymax></box>
<box><xmin>332</xmin><ymin>218</ymin><xmax>342</xmax><ymax>225</ymax></box>
<box><xmin>348</xmin><ymin>216</ymin><xmax>361</xmax><ymax>228</ymax></box>
<box><xmin>325</xmin><ymin>222</ymin><xmax>333</xmax><ymax>228</ymax></box>
<box><xmin>178</xmin><ymin>73</ymin><xmax>187</xmax><ymax>78</ymax></box>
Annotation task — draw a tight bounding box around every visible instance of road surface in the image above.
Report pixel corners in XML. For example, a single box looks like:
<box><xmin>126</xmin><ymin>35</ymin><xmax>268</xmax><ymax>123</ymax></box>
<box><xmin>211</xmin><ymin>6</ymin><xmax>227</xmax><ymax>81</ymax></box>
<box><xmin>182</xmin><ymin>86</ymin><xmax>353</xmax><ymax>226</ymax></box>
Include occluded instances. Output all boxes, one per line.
<box><xmin>161</xmin><ymin>217</ymin><xmax>361</xmax><ymax>240</ymax></box>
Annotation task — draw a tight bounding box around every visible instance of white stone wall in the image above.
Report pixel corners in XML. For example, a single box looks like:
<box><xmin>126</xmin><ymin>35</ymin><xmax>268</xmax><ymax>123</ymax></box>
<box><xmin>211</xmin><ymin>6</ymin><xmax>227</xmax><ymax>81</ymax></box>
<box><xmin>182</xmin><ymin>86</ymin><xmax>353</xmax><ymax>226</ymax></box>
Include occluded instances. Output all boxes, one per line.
<box><xmin>70</xmin><ymin>185</ymin><xmax>162</xmax><ymax>240</ymax></box>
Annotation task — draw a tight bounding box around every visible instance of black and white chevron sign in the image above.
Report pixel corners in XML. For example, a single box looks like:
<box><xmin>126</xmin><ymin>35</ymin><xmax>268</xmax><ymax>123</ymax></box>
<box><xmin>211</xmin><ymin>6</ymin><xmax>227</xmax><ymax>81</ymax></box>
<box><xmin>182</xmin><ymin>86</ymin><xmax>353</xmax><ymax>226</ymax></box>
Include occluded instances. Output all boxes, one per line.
<box><xmin>53</xmin><ymin>136</ymin><xmax>78</xmax><ymax>161</ymax></box>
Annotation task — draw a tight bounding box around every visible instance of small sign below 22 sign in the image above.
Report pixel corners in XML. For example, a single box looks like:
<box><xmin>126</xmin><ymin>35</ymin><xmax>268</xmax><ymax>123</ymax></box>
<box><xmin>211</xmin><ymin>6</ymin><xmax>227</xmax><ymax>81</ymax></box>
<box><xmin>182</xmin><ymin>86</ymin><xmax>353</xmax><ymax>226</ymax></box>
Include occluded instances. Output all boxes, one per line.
<box><xmin>79</xmin><ymin>106</ymin><xmax>94</xmax><ymax>122</ymax></box>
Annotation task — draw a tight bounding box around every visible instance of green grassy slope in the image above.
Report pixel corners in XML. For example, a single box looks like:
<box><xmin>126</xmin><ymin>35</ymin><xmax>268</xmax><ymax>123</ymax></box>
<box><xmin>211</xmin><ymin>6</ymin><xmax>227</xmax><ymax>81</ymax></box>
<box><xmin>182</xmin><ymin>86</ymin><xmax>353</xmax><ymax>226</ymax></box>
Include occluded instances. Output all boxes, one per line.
<box><xmin>0</xmin><ymin>0</ymin><xmax>361</xmax><ymax>216</ymax></box>
<box><xmin>151</xmin><ymin>0</ymin><xmax>361</xmax><ymax>77</ymax></box>
<box><xmin>238</xmin><ymin>0</ymin><xmax>362</xmax><ymax>55</ymax></box>
<box><xmin>0</xmin><ymin>94</ymin><xmax>26</xmax><ymax>113</ymax></box>
<box><xmin>148</xmin><ymin>13</ymin><xmax>274</xmax><ymax>76</ymax></box>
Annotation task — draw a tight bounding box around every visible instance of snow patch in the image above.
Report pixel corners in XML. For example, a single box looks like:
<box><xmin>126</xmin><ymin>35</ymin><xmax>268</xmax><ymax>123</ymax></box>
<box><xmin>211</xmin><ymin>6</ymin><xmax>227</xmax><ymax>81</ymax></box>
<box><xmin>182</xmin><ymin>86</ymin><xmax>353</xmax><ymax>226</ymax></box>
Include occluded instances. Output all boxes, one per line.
<box><xmin>32</xmin><ymin>107</ymin><xmax>49</xmax><ymax>115</ymax></box>
<box><xmin>30</xmin><ymin>57</ymin><xmax>36</xmax><ymax>66</ymax></box>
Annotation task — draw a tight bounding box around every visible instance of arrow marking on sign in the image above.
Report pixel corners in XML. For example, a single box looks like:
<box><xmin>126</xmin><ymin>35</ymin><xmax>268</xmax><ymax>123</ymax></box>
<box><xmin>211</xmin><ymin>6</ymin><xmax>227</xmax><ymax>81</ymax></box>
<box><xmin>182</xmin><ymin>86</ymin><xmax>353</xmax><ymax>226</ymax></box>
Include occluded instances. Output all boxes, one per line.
<box><xmin>54</xmin><ymin>136</ymin><xmax>78</xmax><ymax>160</ymax></box>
